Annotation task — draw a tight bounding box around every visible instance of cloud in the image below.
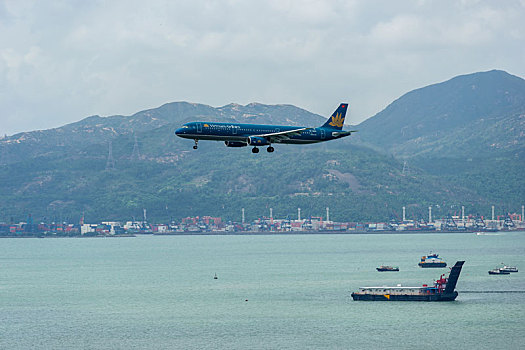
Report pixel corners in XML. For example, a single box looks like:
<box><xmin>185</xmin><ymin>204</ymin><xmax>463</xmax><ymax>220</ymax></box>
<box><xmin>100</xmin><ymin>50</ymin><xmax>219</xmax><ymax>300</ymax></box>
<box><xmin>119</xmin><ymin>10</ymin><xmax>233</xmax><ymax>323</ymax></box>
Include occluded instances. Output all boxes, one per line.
<box><xmin>0</xmin><ymin>0</ymin><xmax>524</xmax><ymax>135</ymax></box>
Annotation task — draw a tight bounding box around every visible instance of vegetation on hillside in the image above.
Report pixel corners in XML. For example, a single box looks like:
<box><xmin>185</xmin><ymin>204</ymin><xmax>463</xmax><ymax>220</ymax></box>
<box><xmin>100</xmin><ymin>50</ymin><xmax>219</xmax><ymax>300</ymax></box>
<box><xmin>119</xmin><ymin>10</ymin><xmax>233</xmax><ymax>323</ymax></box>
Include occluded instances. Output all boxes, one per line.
<box><xmin>1</xmin><ymin>71</ymin><xmax>523</xmax><ymax>224</ymax></box>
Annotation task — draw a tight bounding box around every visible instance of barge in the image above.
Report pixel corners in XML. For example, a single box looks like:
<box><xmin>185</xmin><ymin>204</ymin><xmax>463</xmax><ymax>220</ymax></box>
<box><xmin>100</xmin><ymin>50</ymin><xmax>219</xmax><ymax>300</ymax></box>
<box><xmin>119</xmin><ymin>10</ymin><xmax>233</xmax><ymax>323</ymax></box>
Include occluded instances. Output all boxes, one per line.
<box><xmin>352</xmin><ymin>261</ymin><xmax>465</xmax><ymax>301</ymax></box>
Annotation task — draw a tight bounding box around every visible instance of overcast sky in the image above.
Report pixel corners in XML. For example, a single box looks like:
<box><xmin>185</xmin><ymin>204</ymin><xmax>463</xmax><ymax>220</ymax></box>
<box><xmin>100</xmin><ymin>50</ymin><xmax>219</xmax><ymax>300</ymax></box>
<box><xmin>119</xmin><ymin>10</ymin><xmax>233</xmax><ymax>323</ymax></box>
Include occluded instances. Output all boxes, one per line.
<box><xmin>1</xmin><ymin>0</ymin><xmax>524</xmax><ymax>136</ymax></box>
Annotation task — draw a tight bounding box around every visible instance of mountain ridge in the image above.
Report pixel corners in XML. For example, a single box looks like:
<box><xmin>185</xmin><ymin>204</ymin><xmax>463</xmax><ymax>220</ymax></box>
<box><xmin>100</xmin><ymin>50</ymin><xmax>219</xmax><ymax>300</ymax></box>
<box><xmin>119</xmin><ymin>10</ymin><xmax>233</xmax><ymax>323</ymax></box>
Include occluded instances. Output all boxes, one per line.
<box><xmin>354</xmin><ymin>69</ymin><xmax>525</xmax><ymax>158</ymax></box>
<box><xmin>0</xmin><ymin>102</ymin><xmax>326</xmax><ymax>163</ymax></box>
<box><xmin>0</xmin><ymin>70</ymin><xmax>523</xmax><ymax>223</ymax></box>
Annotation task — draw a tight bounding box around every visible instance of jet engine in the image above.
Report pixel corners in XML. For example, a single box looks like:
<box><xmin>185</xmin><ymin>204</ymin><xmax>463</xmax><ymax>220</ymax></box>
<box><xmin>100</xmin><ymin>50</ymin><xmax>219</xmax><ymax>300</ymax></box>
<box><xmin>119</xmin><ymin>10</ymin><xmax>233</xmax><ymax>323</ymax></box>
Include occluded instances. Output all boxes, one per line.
<box><xmin>224</xmin><ymin>141</ymin><xmax>247</xmax><ymax>147</ymax></box>
<box><xmin>248</xmin><ymin>136</ymin><xmax>270</xmax><ymax>146</ymax></box>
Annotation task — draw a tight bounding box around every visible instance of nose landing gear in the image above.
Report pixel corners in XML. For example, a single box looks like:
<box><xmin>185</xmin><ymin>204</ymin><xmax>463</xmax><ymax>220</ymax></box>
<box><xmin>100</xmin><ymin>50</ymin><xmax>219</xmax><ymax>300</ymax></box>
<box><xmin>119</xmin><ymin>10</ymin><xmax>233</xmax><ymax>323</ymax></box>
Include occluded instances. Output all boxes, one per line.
<box><xmin>193</xmin><ymin>139</ymin><xmax>199</xmax><ymax>150</ymax></box>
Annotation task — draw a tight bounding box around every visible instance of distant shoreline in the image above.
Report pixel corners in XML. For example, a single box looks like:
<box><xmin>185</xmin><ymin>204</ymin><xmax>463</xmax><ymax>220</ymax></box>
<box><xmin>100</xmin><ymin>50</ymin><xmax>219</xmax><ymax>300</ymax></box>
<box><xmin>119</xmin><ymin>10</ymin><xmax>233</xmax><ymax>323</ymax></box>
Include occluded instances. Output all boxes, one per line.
<box><xmin>152</xmin><ymin>229</ymin><xmax>512</xmax><ymax>236</ymax></box>
<box><xmin>1</xmin><ymin>230</ymin><xmax>520</xmax><ymax>238</ymax></box>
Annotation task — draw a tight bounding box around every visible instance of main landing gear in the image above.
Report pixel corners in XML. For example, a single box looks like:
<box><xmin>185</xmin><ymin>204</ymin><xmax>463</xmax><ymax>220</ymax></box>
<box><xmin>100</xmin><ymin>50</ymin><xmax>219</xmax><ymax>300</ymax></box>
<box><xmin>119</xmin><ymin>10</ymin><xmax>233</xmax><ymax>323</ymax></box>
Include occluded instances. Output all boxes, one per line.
<box><xmin>252</xmin><ymin>146</ymin><xmax>274</xmax><ymax>153</ymax></box>
<box><xmin>193</xmin><ymin>139</ymin><xmax>198</xmax><ymax>150</ymax></box>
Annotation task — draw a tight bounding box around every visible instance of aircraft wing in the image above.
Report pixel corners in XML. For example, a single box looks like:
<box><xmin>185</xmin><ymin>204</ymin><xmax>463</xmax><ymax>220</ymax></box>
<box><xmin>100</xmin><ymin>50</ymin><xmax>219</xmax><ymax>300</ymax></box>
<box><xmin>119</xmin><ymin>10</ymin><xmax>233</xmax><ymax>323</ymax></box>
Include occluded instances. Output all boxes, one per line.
<box><xmin>256</xmin><ymin>128</ymin><xmax>312</xmax><ymax>143</ymax></box>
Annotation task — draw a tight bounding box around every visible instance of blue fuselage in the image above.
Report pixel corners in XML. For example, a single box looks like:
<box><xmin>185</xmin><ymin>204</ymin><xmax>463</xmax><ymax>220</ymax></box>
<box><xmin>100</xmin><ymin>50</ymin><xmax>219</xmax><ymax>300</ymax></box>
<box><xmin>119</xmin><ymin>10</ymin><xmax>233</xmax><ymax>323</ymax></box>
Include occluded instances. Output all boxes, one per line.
<box><xmin>175</xmin><ymin>122</ymin><xmax>349</xmax><ymax>144</ymax></box>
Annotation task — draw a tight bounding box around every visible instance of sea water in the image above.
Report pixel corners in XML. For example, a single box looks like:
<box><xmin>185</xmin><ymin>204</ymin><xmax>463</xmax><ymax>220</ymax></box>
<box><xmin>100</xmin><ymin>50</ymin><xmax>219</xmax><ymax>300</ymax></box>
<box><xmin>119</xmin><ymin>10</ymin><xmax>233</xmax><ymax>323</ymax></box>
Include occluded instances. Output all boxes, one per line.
<box><xmin>1</xmin><ymin>232</ymin><xmax>524</xmax><ymax>349</ymax></box>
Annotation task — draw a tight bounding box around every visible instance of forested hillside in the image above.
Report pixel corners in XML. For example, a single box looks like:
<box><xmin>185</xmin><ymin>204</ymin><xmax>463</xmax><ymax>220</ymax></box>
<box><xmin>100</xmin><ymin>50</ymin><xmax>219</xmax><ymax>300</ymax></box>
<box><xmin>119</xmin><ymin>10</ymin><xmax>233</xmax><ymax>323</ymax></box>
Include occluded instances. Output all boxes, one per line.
<box><xmin>1</xmin><ymin>71</ymin><xmax>523</xmax><ymax>223</ymax></box>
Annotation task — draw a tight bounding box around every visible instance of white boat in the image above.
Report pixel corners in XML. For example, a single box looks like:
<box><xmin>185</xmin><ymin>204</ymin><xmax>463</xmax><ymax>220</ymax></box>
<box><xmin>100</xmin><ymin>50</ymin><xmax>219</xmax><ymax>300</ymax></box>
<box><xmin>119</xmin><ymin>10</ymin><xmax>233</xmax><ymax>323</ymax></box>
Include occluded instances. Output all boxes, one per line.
<box><xmin>499</xmin><ymin>265</ymin><xmax>518</xmax><ymax>273</ymax></box>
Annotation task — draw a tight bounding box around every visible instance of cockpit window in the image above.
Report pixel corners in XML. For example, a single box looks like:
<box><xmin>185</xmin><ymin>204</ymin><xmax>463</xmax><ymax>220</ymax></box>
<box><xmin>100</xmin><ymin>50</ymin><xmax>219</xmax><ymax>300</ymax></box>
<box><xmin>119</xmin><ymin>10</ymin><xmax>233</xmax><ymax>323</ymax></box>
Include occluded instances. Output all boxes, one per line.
<box><xmin>182</xmin><ymin>125</ymin><xmax>189</xmax><ymax>128</ymax></box>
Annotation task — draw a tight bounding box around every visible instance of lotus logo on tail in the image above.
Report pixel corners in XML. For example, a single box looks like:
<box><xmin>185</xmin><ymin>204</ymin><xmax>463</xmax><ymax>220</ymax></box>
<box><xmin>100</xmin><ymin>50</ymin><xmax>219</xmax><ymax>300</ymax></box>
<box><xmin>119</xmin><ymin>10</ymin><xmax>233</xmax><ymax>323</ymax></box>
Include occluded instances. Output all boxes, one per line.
<box><xmin>329</xmin><ymin>112</ymin><xmax>344</xmax><ymax>128</ymax></box>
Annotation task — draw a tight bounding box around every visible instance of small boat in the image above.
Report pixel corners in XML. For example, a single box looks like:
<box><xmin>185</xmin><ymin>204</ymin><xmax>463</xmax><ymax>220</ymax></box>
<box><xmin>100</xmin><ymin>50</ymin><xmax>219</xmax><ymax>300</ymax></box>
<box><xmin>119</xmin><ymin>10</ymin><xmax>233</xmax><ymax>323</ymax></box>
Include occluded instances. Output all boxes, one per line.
<box><xmin>488</xmin><ymin>268</ymin><xmax>510</xmax><ymax>275</ymax></box>
<box><xmin>376</xmin><ymin>266</ymin><xmax>399</xmax><ymax>272</ymax></box>
<box><xmin>475</xmin><ymin>231</ymin><xmax>500</xmax><ymax>236</ymax></box>
<box><xmin>499</xmin><ymin>265</ymin><xmax>518</xmax><ymax>273</ymax></box>
<box><xmin>418</xmin><ymin>252</ymin><xmax>447</xmax><ymax>268</ymax></box>
<box><xmin>214</xmin><ymin>273</ymin><xmax>218</xmax><ymax>279</ymax></box>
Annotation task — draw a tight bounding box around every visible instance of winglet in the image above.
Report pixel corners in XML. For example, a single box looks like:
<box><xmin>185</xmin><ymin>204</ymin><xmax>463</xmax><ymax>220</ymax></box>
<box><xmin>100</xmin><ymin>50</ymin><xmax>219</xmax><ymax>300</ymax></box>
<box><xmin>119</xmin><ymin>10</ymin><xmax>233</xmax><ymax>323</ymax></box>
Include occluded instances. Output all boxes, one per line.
<box><xmin>322</xmin><ymin>103</ymin><xmax>348</xmax><ymax>130</ymax></box>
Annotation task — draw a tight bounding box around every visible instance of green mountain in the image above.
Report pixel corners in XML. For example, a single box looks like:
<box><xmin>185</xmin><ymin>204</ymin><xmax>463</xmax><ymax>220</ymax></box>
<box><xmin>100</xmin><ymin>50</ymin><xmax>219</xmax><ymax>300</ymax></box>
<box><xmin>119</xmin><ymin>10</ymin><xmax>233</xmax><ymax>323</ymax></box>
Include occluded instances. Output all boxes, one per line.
<box><xmin>354</xmin><ymin>70</ymin><xmax>525</xmax><ymax>158</ymax></box>
<box><xmin>0</xmin><ymin>102</ymin><xmax>324</xmax><ymax>163</ymax></box>
<box><xmin>0</xmin><ymin>71</ymin><xmax>523</xmax><ymax>224</ymax></box>
<box><xmin>352</xmin><ymin>70</ymin><xmax>525</xmax><ymax>210</ymax></box>
<box><xmin>0</xmin><ymin>138</ymin><xmax>484</xmax><ymax>224</ymax></box>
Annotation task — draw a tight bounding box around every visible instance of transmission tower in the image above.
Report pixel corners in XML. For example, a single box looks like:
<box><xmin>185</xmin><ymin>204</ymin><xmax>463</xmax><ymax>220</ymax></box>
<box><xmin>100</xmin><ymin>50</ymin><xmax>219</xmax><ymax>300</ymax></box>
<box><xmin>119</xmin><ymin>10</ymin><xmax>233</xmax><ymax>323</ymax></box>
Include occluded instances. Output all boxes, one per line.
<box><xmin>131</xmin><ymin>134</ymin><xmax>141</xmax><ymax>161</ymax></box>
<box><xmin>402</xmin><ymin>161</ymin><xmax>410</xmax><ymax>175</ymax></box>
<box><xmin>0</xmin><ymin>144</ymin><xmax>7</xmax><ymax>165</ymax></box>
<box><xmin>105</xmin><ymin>141</ymin><xmax>115</xmax><ymax>170</ymax></box>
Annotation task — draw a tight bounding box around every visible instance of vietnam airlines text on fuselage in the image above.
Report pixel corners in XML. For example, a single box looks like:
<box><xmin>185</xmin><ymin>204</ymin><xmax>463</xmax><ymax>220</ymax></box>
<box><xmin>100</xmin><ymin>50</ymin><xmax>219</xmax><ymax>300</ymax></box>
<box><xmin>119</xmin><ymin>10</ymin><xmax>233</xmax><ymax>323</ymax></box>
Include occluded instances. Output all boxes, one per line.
<box><xmin>175</xmin><ymin>103</ymin><xmax>354</xmax><ymax>153</ymax></box>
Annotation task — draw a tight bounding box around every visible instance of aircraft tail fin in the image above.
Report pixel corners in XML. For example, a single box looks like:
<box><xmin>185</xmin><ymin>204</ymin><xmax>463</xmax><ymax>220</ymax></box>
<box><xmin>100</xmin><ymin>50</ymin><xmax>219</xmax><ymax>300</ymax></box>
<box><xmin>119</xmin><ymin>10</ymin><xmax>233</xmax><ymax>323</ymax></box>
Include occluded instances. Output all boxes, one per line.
<box><xmin>321</xmin><ymin>103</ymin><xmax>348</xmax><ymax>130</ymax></box>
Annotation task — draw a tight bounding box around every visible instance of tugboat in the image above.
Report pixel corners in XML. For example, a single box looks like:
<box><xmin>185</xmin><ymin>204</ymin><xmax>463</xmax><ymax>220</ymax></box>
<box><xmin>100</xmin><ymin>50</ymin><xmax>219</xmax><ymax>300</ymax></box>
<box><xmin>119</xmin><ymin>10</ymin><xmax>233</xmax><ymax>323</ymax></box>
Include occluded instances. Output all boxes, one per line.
<box><xmin>376</xmin><ymin>266</ymin><xmax>399</xmax><ymax>272</ymax></box>
<box><xmin>488</xmin><ymin>268</ymin><xmax>510</xmax><ymax>275</ymax></box>
<box><xmin>352</xmin><ymin>261</ymin><xmax>465</xmax><ymax>301</ymax></box>
<box><xmin>418</xmin><ymin>252</ymin><xmax>447</xmax><ymax>268</ymax></box>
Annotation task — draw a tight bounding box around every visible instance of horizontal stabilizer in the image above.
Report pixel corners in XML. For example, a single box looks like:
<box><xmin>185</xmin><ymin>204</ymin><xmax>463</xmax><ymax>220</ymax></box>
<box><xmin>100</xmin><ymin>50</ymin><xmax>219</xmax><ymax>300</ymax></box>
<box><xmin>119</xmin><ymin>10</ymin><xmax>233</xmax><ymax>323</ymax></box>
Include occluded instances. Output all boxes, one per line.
<box><xmin>331</xmin><ymin>130</ymin><xmax>357</xmax><ymax>137</ymax></box>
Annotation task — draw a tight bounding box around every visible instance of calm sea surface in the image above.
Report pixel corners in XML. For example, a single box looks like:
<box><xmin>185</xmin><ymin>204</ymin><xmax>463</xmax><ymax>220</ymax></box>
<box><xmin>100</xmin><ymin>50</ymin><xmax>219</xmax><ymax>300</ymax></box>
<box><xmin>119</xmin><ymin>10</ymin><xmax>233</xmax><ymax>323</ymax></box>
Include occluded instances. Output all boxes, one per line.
<box><xmin>1</xmin><ymin>232</ymin><xmax>524</xmax><ymax>349</ymax></box>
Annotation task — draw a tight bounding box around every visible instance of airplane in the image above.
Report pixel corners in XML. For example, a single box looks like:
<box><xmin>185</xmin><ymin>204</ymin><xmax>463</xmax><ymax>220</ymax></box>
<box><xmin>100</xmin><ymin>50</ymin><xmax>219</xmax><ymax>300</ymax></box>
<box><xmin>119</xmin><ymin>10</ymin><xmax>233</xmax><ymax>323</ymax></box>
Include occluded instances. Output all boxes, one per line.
<box><xmin>175</xmin><ymin>103</ymin><xmax>355</xmax><ymax>153</ymax></box>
